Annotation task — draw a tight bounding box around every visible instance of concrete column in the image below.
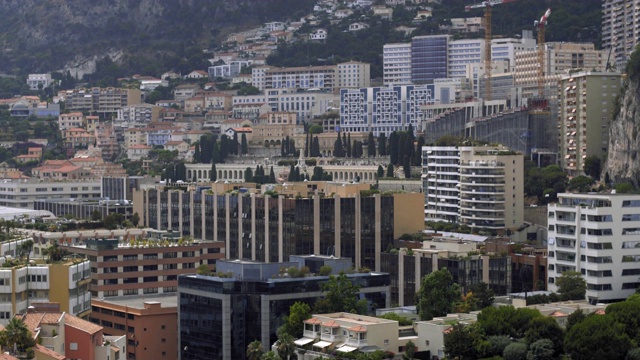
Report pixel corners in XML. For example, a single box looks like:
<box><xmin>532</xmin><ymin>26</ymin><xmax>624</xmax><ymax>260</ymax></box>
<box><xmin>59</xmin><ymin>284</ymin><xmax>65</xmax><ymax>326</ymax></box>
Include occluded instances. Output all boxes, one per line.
<box><xmin>167</xmin><ymin>191</ymin><xmax>172</xmax><ymax>231</ymax></box>
<box><xmin>178</xmin><ymin>192</ymin><xmax>183</xmax><ymax>236</ymax></box>
<box><xmin>398</xmin><ymin>249</ymin><xmax>405</xmax><ymax>306</ymax></box>
<box><xmin>238</xmin><ymin>194</ymin><xmax>243</xmax><ymax>260</ymax></box>
<box><xmin>482</xmin><ymin>255</ymin><xmax>490</xmax><ymax>284</ymax></box>
<box><xmin>313</xmin><ymin>194</ymin><xmax>320</xmax><ymax>255</ymax></box>
<box><xmin>251</xmin><ymin>194</ymin><xmax>256</xmax><ymax>261</ymax></box>
<box><xmin>144</xmin><ymin>190</ymin><xmax>149</xmax><ymax>226</ymax></box>
<box><xmin>278</xmin><ymin>196</ymin><xmax>284</xmax><ymax>263</ymax></box>
<box><xmin>265</xmin><ymin>196</ymin><xmax>270</xmax><ymax>263</ymax></box>
<box><xmin>334</xmin><ymin>195</ymin><xmax>341</xmax><ymax>258</ymax></box>
<box><xmin>374</xmin><ymin>194</ymin><xmax>381</xmax><ymax>272</ymax></box>
<box><xmin>189</xmin><ymin>191</ymin><xmax>195</xmax><ymax>238</ymax></box>
<box><xmin>201</xmin><ymin>194</ymin><xmax>206</xmax><ymax>241</ymax></box>
<box><xmin>355</xmin><ymin>192</ymin><xmax>362</xmax><ymax>269</ymax></box>
<box><xmin>225</xmin><ymin>194</ymin><xmax>230</xmax><ymax>260</ymax></box>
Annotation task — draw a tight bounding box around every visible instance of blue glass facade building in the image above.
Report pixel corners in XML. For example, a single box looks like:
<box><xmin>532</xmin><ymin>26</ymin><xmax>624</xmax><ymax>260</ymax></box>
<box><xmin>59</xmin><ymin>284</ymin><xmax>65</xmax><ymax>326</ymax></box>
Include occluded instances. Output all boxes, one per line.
<box><xmin>411</xmin><ymin>35</ymin><xmax>449</xmax><ymax>84</ymax></box>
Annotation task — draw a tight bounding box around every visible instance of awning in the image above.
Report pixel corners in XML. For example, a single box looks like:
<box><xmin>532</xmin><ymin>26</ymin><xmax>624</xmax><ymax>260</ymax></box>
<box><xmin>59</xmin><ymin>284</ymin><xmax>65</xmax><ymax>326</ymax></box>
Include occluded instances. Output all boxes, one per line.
<box><xmin>295</xmin><ymin>338</ymin><xmax>314</xmax><ymax>346</ymax></box>
<box><xmin>337</xmin><ymin>345</ymin><xmax>358</xmax><ymax>353</ymax></box>
<box><xmin>313</xmin><ymin>341</ymin><xmax>332</xmax><ymax>349</ymax></box>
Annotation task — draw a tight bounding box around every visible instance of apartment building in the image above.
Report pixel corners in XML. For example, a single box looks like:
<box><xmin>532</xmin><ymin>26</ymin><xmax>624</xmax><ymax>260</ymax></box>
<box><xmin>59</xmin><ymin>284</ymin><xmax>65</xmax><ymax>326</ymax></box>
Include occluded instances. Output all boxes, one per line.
<box><xmin>547</xmin><ymin>193</ymin><xmax>640</xmax><ymax>303</ymax></box>
<box><xmin>65</xmin><ymin>88</ymin><xmax>142</xmax><ymax>118</ymax></box>
<box><xmin>91</xmin><ymin>295</ymin><xmax>177</xmax><ymax>360</ymax></box>
<box><xmin>133</xmin><ymin>182</ymin><xmax>424</xmax><ymax>270</ymax></box>
<box><xmin>602</xmin><ymin>0</ymin><xmax>640</xmax><ymax>70</ymax></box>
<box><xmin>172</xmin><ymin>85</ymin><xmax>200</xmax><ymax>103</ymax></box>
<box><xmin>0</xmin><ymin>249</ymin><xmax>91</xmax><ymax>325</ymax></box>
<box><xmin>295</xmin><ymin>312</ymin><xmax>406</xmax><ymax>355</ymax></box>
<box><xmin>558</xmin><ymin>71</ymin><xmax>622</xmax><ymax>176</ymax></box>
<box><xmin>491</xmin><ymin>31</ymin><xmax>536</xmax><ymax>68</ymax></box>
<box><xmin>115</xmin><ymin>104</ymin><xmax>162</xmax><ymax>126</ymax></box>
<box><xmin>380</xmin><ymin>237</ymin><xmax>511</xmax><ymax>306</ymax></box>
<box><xmin>178</xmin><ymin>258</ymin><xmax>390</xmax><ymax>360</ymax></box>
<box><xmin>0</xmin><ymin>179</ymin><xmax>102</xmax><ymax>209</ymax></box>
<box><xmin>251</xmin><ymin>66</ymin><xmax>272</xmax><ymax>90</ymax></box>
<box><xmin>411</xmin><ymin>35</ymin><xmax>450</xmax><ymax>84</ymax></box>
<box><xmin>337</xmin><ymin>61</ymin><xmax>371</xmax><ymax>89</ymax></box>
<box><xmin>448</xmin><ymin>38</ymin><xmax>485</xmax><ymax>78</ymax></box>
<box><xmin>383</xmin><ymin>43</ymin><xmax>412</xmax><ymax>86</ymax></box>
<box><xmin>514</xmin><ymin>42</ymin><xmax>606</xmax><ymax>99</ymax></box>
<box><xmin>422</xmin><ymin>145</ymin><xmax>524</xmax><ymax>232</ymax></box>
<box><xmin>58</xmin><ymin>112</ymin><xmax>84</xmax><ymax>131</ymax></box>
<box><xmin>260</xmin><ymin>62</ymin><xmax>370</xmax><ymax>92</ymax></box>
<box><xmin>340</xmin><ymin>84</ymin><xmax>435</xmax><ymax>135</ymax></box>
<box><xmin>63</xmin><ymin>238</ymin><xmax>224</xmax><ymax>299</ymax></box>
<box><xmin>232</xmin><ymin>89</ymin><xmax>337</xmax><ymax>123</ymax></box>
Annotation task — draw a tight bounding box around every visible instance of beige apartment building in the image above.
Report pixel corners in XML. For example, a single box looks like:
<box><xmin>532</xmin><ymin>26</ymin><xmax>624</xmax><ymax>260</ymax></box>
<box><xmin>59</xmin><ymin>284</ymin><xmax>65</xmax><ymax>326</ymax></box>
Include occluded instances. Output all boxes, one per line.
<box><xmin>65</xmin><ymin>88</ymin><xmax>142</xmax><ymax>118</ymax></box>
<box><xmin>514</xmin><ymin>42</ymin><xmax>606</xmax><ymax>100</ymax></box>
<box><xmin>557</xmin><ymin>71</ymin><xmax>622</xmax><ymax>176</ymax></box>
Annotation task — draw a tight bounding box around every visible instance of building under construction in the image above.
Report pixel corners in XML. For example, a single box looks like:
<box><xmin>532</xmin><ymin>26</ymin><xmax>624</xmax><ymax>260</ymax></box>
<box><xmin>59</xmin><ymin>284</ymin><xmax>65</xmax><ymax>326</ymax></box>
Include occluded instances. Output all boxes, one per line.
<box><xmin>423</xmin><ymin>99</ymin><xmax>556</xmax><ymax>156</ymax></box>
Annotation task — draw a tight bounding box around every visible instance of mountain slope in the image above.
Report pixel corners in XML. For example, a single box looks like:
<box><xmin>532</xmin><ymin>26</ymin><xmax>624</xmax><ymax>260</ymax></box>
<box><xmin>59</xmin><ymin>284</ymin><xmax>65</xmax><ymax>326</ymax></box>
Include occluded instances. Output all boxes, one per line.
<box><xmin>0</xmin><ymin>0</ymin><xmax>315</xmax><ymax>74</ymax></box>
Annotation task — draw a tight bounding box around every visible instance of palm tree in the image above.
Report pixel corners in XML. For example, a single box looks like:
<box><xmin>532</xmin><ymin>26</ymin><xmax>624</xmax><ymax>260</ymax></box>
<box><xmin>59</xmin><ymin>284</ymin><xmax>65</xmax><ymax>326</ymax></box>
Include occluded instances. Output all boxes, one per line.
<box><xmin>0</xmin><ymin>318</ymin><xmax>35</xmax><ymax>354</ymax></box>
<box><xmin>276</xmin><ymin>333</ymin><xmax>297</xmax><ymax>360</ymax></box>
<box><xmin>246</xmin><ymin>340</ymin><xmax>264</xmax><ymax>360</ymax></box>
<box><xmin>260</xmin><ymin>351</ymin><xmax>282</xmax><ymax>360</ymax></box>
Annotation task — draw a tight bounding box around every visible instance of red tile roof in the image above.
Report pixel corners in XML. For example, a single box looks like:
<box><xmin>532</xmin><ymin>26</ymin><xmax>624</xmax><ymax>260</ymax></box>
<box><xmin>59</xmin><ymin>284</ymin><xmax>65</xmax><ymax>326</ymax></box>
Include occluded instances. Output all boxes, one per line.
<box><xmin>64</xmin><ymin>313</ymin><xmax>102</xmax><ymax>335</ymax></box>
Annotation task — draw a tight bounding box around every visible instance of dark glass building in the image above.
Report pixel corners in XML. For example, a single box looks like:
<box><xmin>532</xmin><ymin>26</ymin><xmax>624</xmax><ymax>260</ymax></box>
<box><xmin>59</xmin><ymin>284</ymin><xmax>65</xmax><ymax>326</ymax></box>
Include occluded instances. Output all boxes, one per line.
<box><xmin>411</xmin><ymin>35</ymin><xmax>450</xmax><ymax>84</ymax></box>
<box><xmin>178</xmin><ymin>259</ymin><xmax>391</xmax><ymax>360</ymax></box>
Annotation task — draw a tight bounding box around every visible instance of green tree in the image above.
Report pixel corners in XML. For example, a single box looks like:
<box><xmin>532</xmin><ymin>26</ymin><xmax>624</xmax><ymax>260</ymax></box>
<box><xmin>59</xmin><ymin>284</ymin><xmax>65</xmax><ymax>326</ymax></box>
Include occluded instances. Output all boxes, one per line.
<box><xmin>367</xmin><ymin>132</ymin><xmax>376</xmax><ymax>157</ymax></box>
<box><xmin>318</xmin><ymin>265</ymin><xmax>332</xmax><ymax>276</ymax></box>
<box><xmin>583</xmin><ymin>155</ymin><xmax>601</xmax><ymax>179</ymax></box>
<box><xmin>0</xmin><ymin>318</ymin><xmax>36</xmax><ymax>355</ymax></box>
<box><xmin>196</xmin><ymin>264</ymin><xmax>212</xmax><ymax>276</ymax></box>
<box><xmin>211</xmin><ymin>163</ymin><xmax>217</xmax><ymax>181</ymax></box>
<box><xmin>132</xmin><ymin>212</ymin><xmax>140</xmax><ymax>227</ymax></box>
<box><xmin>444</xmin><ymin>323</ymin><xmax>479</xmax><ymax>360</ymax></box>
<box><xmin>564</xmin><ymin>313</ymin><xmax>633</xmax><ymax>360</ymax></box>
<box><xmin>503</xmin><ymin>342</ymin><xmax>528</xmax><ymax>360</ymax></box>
<box><xmin>568</xmin><ymin>175</ymin><xmax>594</xmax><ymax>192</ymax></box>
<box><xmin>276</xmin><ymin>332</ymin><xmax>296</xmax><ymax>360</ymax></box>
<box><xmin>260</xmin><ymin>351</ymin><xmax>282</xmax><ymax>360</ymax></box>
<box><xmin>247</xmin><ymin>340</ymin><xmax>264</xmax><ymax>360</ymax></box>
<box><xmin>334</xmin><ymin>132</ymin><xmax>344</xmax><ymax>157</ymax></box>
<box><xmin>245</xmin><ymin>167</ymin><xmax>254</xmax><ymax>182</ymax></box>
<box><xmin>556</xmin><ymin>271</ymin><xmax>586</xmax><ymax>300</ymax></box>
<box><xmin>18</xmin><ymin>240</ymin><xmax>33</xmax><ymax>261</ymax></box>
<box><xmin>524</xmin><ymin>316</ymin><xmax>564</xmax><ymax>356</ymax></box>
<box><xmin>378</xmin><ymin>133</ymin><xmax>387</xmax><ymax>156</ymax></box>
<box><xmin>605</xmin><ymin>296</ymin><xmax>640</xmax><ymax>344</ymax></box>
<box><xmin>627</xmin><ymin>348</ymin><xmax>640</xmax><ymax>360</ymax></box>
<box><xmin>91</xmin><ymin>210</ymin><xmax>102</xmax><ymax>221</ymax></box>
<box><xmin>241</xmin><ymin>133</ymin><xmax>248</xmax><ymax>155</ymax></box>
<box><xmin>377</xmin><ymin>165</ymin><xmax>384</xmax><ymax>180</ymax></box>
<box><xmin>526</xmin><ymin>339</ymin><xmax>555</xmax><ymax>360</ymax></box>
<box><xmin>314</xmin><ymin>273</ymin><xmax>366</xmax><ymax>314</ymax></box>
<box><xmin>386</xmin><ymin>163</ymin><xmax>394</xmax><ymax>178</ymax></box>
<box><xmin>279</xmin><ymin>302</ymin><xmax>311</xmax><ymax>338</ymax></box>
<box><xmin>469</xmin><ymin>282</ymin><xmax>495</xmax><ymax>310</ymax></box>
<box><xmin>565</xmin><ymin>308</ymin><xmax>586</xmax><ymax>333</ymax></box>
<box><xmin>269</xmin><ymin>166</ymin><xmax>276</xmax><ymax>183</ymax></box>
<box><xmin>417</xmin><ymin>268</ymin><xmax>461</xmax><ymax>320</ymax></box>
<box><xmin>403</xmin><ymin>340</ymin><xmax>416</xmax><ymax>360</ymax></box>
<box><xmin>478</xmin><ymin>306</ymin><xmax>543</xmax><ymax>338</ymax></box>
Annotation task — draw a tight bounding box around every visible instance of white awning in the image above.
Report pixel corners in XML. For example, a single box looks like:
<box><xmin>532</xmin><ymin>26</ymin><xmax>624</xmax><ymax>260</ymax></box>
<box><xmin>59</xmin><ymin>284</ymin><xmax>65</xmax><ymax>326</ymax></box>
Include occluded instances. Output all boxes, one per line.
<box><xmin>337</xmin><ymin>345</ymin><xmax>358</xmax><ymax>353</ymax></box>
<box><xmin>294</xmin><ymin>338</ymin><xmax>314</xmax><ymax>346</ymax></box>
<box><xmin>313</xmin><ymin>341</ymin><xmax>332</xmax><ymax>349</ymax></box>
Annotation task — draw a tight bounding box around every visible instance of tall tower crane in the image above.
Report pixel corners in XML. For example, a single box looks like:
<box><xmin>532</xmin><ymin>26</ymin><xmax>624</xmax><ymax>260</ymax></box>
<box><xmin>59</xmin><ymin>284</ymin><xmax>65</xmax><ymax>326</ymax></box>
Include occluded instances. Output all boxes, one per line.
<box><xmin>535</xmin><ymin>8</ymin><xmax>551</xmax><ymax>97</ymax></box>
<box><xmin>466</xmin><ymin>0</ymin><xmax>518</xmax><ymax>101</ymax></box>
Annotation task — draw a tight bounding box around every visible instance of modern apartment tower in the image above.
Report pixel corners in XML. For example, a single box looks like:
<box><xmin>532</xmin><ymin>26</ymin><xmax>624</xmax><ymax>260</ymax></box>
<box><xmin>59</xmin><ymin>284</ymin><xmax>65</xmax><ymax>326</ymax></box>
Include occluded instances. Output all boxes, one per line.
<box><xmin>602</xmin><ymin>0</ymin><xmax>640</xmax><ymax>70</ymax></box>
<box><xmin>383</xmin><ymin>43</ymin><xmax>412</xmax><ymax>85</ymax></box>
<box><xmin>557</xmin><ymin>71</ymin><xmax>622</xmax><ymax>176</ymax></box>
<box><xmin>547</xmin><ymin>193</ymin><xmax>640</xmax><ymax>303</ymax></box>
<box><xmin>422</xmin><ymin>146</ymin><xmax>524</xmax><ymax>233</ymax></box>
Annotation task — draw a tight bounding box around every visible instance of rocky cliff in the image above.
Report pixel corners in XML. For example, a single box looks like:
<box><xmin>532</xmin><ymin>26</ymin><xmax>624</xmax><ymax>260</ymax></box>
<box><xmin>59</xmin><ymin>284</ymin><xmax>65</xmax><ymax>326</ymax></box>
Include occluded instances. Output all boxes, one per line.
<box><xmin>604</xmin><ymin>76</ymin><xmax>640</xmax><ymax>186</ymax></box>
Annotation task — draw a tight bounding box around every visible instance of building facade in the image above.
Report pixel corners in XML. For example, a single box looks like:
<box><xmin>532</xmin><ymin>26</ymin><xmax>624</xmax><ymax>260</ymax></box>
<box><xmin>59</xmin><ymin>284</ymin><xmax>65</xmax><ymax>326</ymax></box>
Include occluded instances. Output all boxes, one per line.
<box><xmin>448</xmin><ymin>38</ymin><xmax>485</xmax><ymax>78</ymax></box>
<box><xmin>411</xmin><ymin>35</ymin><xmax>450</xmax><ymax>84</ymax></box>
<box><xmin>178</xmin><ymin>259</ymin><xmax>390</xmax><ymax>360</ymax></box>
<box><xmin>557</xmin><ymin>71</ymin><xmax>622</xmax><ymax>176</ymax></box>
<box><xmin>91</xmin><ymin>295</ymin><xmax>177</xmax><ymax>360</ymax></box>
<box><xmin>547</xmin><ymin>193</ymin><xmax>640</xmax><ymax>303</ymax></box>
<box><xmin>422</xmin><ymin>146</ymin><xmax>524</xmax><ymax>232</ymax></box>
<box><xmin>64</xmin><ymin>88</ymin><xmax>142</xmax><ymax>118</ymax></box>
<box><xmin>133</xmin><ymin>185</ymin><xmax>424</xmax><ymax>270</ymax></box>
<box><xmin>602</xmin><ymin>0</ymin><xmax>640</xmax><ymax>70</ymax></box>
<box><xmin>0</xmin><ymin>179</ymin><xmax>102</xmax><ymax>209</ymax></box>
<box><xmin>383</xmin><ymin>43</ymin><xmax>413</xmax><ymax>86</ymax></box>
<box><xmin>340</xmin><ymin>84</ymin><xmax>435</xmax><ymax>135</ymax></box>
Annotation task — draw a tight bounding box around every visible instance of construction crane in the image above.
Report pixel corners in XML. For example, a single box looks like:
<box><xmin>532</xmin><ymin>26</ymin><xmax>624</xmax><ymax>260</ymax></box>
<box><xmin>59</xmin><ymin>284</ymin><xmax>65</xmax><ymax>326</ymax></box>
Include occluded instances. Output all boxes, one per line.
<box><xmin>466</xmin><ymin>0</ymin><xmax>518</xmax><ymax>101</ymax></box>
<box><xmin>534</xmin><ymin>8</ymin><xmax>551</xmax><ymax>97</ymax></box>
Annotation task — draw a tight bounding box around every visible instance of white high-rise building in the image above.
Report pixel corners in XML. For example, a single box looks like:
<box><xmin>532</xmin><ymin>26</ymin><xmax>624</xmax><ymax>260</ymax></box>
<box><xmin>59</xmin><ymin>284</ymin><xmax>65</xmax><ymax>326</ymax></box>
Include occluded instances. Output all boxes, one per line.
<box><xmin>491</xmin><ymin>31</ymin><xmax>536</xmax><ymax>69</ymax></box>
<box><xmin>548</xmin><ymin>193</ymin><xmax>640</xmax><ymax>303</ymax></box>
<box><xmin>602</xmin><ymin>0</ymin><xmax>640</xmax><ymax>70</ymax></box>
<box><xmin>422</xmin><ymin>145</ymin><xmax>524</xmax><ymax>232</ymax></box>
<box><xmin>447</xmin><ymin>39</ymin><xmax>485</xmax><ymax>78</ymax></box>
<box><xmin>383</xmin><ymin>43</ymin><xmax>412</xmax><ymax>85</ymax></box>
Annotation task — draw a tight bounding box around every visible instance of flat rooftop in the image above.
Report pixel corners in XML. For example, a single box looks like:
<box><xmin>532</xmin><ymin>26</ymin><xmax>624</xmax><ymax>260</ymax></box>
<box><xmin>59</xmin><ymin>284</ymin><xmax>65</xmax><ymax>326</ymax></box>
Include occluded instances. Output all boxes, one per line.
<box><xmin>95</xmin><ymin>294</ymin><xmax>178</xmax><ymax>309</ymax></box>
<box><xmin>0</xmin><ymin>206</ymin><xmax>54</xmax><ymax>220</ymax></box>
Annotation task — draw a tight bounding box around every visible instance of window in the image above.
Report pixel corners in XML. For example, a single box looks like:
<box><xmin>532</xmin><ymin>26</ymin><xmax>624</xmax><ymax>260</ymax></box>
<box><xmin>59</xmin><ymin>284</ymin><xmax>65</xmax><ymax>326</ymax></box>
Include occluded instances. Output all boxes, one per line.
<box><xmin>70</xmin><ymin>343</ymin><xmax>78</xmax><ymax>351</ymax></box>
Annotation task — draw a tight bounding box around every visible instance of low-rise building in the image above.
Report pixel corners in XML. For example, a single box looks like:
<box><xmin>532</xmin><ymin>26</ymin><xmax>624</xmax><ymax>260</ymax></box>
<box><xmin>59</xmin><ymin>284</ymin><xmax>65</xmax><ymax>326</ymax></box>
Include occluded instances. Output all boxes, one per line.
<box><xmin>127</xmin><ymin>144</ymin><xmax>152</xmax><ymax>161</ymax></box>
<box><xmin>15</xmin><ymin>148</ymin><xmax>43</xmax><ymax>164</ymax></box>
<box><xmin>91</xmin><ymin>295</ymin><xmax>177</xmax><ymax>360</ymax></box>
<box><xmin>0</xmin><ymin>179</ymin><xmax>102</xmax><ymax>209</ymax></box>
<box><xmin>64</xmin><ymin>128</ymin><xmax>96</xmax><ymax>148</ymax></box>
<box><xmin>27</xmin><ymin>74</ymin><xmax>53</xmax><ymax>90</ymax></box>
<box><xmin>31</xmin><ymin>160</ymin><xmax>93</xmax><ymax>180</ymax></box>
<box><xmin>58</xmin><ymin>113</ymin><xmax>84</xmax><ymax>131</ymax></box>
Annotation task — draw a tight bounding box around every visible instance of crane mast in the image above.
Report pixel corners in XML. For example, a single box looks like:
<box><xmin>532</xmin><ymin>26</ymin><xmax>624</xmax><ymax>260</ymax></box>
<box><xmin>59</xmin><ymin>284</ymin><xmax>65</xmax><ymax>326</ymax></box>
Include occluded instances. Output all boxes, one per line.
<box><xmin>535</xmin><ymin>8</ymin><xmax>551</xmax><ymax>98</ymax></box>
<box><xmin>465</xmin><ymin>0</ymin><xmax>518</xmax><ymax>102</ymax></box>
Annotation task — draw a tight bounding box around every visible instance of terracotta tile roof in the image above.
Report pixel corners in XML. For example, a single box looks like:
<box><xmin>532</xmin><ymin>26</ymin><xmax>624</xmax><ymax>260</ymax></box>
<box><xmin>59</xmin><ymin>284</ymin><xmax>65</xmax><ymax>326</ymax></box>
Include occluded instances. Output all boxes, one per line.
<box><xmin>322</xmin><ymin>320</ymin><xmax>340</xmax><ymax>328</ymax></box>
<box><xmin>230</xmin><ymin>127</ymin><xmax>252</xmax><ymax>132</ymax></box>
<box><xmin>347</xmin><ymin>325</ymin><xmax>367</xmax><ymax>332</ymax></box>
<box><xmin>66</xmin><ymin>127</ymin><xmax>87</xmax><ymax>132</ymax></box>
<box><xmin>16</xmin><ymin>313</ymin><xmax>63</xmax><ymax>333</ymax></box>
<box><xmin>0</xmin><ymin>353</ymin><xmax>19</xmax><ymax>360</ymax></box>
<box><xmin>305</xmin><ymin>317</ymin><xmax>322</xmax><ymax>325</ymax></box>
<box><xmin>164</xmin><ymin>141</ymin><xmax>185</xmax><ymax>146</ymax></box>
<box><xmin>549</xmin><ymin>311</ymin><xmax>568</xmax><ymax>318</ymax></box>
<box><xmin>595</xmin><ymin>309</ymin><xmax>606</xmax><ymax>315</ymax></box>
<box><xmin>129</xmin><ymin>144</ymin><xmax>152</xmax><ymax>149</ymax></box>
<box><xmin>64</xmin><ymin>313</ymin><xmax>102</xmax><ymax>335</ymax></box>
<box><xmin>34</xmin><ymin>344</ymin><xmax>65</xmax><ymax>360</ymax></box>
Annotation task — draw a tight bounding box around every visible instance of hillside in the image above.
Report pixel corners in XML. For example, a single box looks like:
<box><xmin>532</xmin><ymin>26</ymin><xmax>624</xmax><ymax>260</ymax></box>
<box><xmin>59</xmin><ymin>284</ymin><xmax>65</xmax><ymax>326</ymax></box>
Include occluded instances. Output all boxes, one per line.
<box><xmin>0</xmin><ymin>0</ymin><xmax>315</xmax><ymax>75</ymax></box>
